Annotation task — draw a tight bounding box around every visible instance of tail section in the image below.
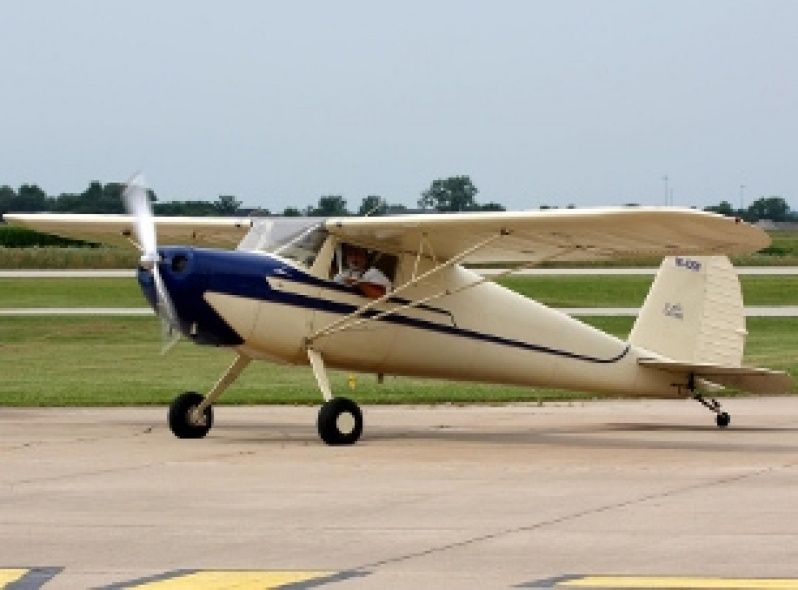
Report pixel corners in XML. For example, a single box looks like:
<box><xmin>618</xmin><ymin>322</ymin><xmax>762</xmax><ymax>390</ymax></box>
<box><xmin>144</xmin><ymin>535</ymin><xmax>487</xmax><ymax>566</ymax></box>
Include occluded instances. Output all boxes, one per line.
<box><xmin>629</xmin><ymin>256</ymin><xmax>745</xmax><ymax>366</ymax></box>
<box><xmin>638</xmin><ymin>359</ymin><xmax>793</xmax><ymax>395</ymax></box>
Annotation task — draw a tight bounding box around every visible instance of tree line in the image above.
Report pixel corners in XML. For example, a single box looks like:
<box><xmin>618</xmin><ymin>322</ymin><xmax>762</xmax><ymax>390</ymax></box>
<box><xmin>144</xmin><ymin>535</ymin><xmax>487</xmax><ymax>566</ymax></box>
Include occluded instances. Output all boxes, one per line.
<box><xmin>0</xmin><ymin>175</ymin><xmax>503</xmax><ymax>218</ymax></box>
<box><xmin>1</xmin><ymin>176</ymin><xmax>794</xmax><ymax>221</ymax></box>
<box><xmin>703</xmin><ymin>197</ymin><xmax>795</xmax><ymax>223</ymax></box>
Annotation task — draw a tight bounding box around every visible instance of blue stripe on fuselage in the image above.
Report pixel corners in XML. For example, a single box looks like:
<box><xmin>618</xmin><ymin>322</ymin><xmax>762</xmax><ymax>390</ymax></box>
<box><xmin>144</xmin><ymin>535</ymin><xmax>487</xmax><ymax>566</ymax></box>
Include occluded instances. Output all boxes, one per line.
<box><xmin>187</xmin><ymin>249</ymin><xmax>629</xmax><ymax>365</ymax></box>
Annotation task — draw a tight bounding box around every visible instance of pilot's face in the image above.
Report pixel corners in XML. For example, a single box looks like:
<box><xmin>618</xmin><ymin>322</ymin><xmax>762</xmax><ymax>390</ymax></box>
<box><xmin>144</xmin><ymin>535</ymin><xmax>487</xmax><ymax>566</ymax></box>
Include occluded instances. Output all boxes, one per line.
<box><xmin>346</xmin><ymin>248</ymin><xmax>367</xmax><ymax>271</ymax></box>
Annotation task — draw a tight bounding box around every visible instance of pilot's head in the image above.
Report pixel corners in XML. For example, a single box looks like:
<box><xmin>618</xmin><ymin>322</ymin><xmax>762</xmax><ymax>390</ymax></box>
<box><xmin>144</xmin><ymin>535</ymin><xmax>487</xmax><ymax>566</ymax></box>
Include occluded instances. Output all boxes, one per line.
<box><xmin>344</xmin><ymin>245</ymin><xmax>368</xmax><ymax>272</ymax></box>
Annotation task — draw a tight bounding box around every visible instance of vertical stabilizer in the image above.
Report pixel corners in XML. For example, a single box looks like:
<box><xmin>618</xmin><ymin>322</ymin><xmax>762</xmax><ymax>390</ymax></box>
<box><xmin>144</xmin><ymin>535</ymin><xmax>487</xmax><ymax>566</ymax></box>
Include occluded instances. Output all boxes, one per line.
<box><xmin>629</xmin><ymin>256</ymin><xmax>746</xmax><ymax>366</ymax></box>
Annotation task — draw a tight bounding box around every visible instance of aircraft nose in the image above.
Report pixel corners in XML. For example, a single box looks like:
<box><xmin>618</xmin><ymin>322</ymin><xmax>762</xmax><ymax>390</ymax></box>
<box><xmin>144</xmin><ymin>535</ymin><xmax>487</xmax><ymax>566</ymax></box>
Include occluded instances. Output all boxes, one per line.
<box><xmin>135</xmin><ymin>248</ymin><xmax>193</xmax><ymax>312</ymax></box>
<box><xmin>135</xmin><ymin>247</ymin><xmax>245</xmax><ymax>346</ymax></box>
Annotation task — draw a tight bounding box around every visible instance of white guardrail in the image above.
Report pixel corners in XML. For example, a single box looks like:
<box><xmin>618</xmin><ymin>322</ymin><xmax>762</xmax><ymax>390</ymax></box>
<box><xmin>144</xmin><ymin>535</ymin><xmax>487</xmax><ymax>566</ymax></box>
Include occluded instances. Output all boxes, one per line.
<box><xmin>1</xmin><ymin>268</ymin><xmax>795</xmax><ymax>316</ymax></box>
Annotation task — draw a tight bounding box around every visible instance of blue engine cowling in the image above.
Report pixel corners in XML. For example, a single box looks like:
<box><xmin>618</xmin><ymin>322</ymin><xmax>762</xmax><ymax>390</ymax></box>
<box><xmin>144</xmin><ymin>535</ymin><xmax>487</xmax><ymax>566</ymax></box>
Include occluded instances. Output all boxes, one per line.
<box><xmin>136</xmin><ymin>247</ymin><xmax>284</xmax><ymax>347</ymax></box>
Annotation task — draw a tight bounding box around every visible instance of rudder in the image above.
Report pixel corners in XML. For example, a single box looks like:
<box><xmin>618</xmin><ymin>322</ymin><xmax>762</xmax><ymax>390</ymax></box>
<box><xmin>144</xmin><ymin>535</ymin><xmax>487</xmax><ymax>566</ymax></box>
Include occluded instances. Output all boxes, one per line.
<box><xmin>629</xmin><ymin>256</ymin><xmax>746</xmax><ymax>366</ymax></box>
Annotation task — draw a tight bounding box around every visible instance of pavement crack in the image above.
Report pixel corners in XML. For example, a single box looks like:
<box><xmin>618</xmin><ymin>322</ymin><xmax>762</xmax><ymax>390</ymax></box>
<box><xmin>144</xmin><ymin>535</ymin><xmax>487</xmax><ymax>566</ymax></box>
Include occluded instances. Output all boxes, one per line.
<box><xmin>355</xmin><ymin>460</ymin><xmax>798</xmax><ymax>571</ymax></box>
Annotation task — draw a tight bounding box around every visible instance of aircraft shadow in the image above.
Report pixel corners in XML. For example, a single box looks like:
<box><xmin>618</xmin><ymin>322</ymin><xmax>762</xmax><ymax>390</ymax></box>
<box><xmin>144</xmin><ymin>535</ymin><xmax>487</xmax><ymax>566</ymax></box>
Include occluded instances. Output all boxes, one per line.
<box><xmin>600</xmin><ymin>422</ymin><xmax>798</xmax><ymax>433</ymax></box>
<box><xmin>215</xmin><ymin>420</ymin><xmax>798</xmax><ymax>454</ymax></box>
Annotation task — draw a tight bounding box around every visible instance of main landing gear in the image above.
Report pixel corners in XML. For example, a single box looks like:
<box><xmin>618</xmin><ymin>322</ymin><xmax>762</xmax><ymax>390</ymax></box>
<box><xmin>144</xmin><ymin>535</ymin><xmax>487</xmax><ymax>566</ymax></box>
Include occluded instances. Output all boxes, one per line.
<box><xmin>168</xmin><ymin>354</ymin><xmax>251</xmax><ymax>439</ymax></box>
<box><xmin>308</xmin><ymin>348</ymin><xmax>363</xmax><ymax>445</ymax></box>
<box><xmin>318</xmin><ymin>397</ymin><xmax>363</xmax><ymax>445</ymax></box>
<box><xmin>169</xmin><ymin>392</ymin><xmax>213</xmax><ymax>438</ymax></box>
<box><xmin>167</xmin><ymin>349</ymin><xmax>363</xmax><ymax>445</ymax></box>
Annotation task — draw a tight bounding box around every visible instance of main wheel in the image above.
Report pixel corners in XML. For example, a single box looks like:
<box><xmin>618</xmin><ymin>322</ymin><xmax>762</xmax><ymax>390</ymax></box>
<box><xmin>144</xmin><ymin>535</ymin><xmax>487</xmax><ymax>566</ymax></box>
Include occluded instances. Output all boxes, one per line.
<box><xmin>716</xmin><ymin>412</ymin><xmax>731</xmax><ymax>428</ymax></box>
<box><xmin>317</xmin><ymin>397</ymin><xmax>363</xmax><ymax>445</ymax></box>
<box><xmin>168</xmin><ymin>391</ymin><xmax>213</xmax><ymax>439</ymax></box>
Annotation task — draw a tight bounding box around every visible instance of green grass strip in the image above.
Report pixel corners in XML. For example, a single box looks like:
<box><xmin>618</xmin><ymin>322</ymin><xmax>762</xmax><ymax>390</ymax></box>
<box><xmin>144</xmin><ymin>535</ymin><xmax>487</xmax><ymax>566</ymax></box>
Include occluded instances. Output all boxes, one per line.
<box><xmin>0</xmin><ymin>275</ymin><xmax>796</xmax><ymax>309</ymax></box>
<box><xmin>0</xmin><ymin>316</ymin><xmax>794</xmax><ymax>406</ymax></box>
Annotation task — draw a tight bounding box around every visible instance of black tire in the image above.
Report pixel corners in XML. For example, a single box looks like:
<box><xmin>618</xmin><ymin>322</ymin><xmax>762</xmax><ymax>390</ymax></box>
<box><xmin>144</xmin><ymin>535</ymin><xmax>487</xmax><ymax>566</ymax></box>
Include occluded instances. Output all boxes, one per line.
<box><xmin>168</xmin><ymin>391</ymin><xmax>213</xmax><ymax>439</ymax></box>
<box><xmin>716</xmin><ymin>412</ymin><xmax>731</xmax><ymax>428</ymax></box>
<box><xmin>317</xmin><ymin>397</ymin><xmax>363</xmax><ymax>445</ymax></box>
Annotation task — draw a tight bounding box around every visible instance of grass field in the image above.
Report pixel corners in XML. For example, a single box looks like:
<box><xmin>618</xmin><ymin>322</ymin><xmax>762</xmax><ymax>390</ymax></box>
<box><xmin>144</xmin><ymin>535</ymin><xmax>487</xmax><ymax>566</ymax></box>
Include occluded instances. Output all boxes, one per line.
<box><xmin>0</xmin><ymin>316</ymin><xmax>794</xmax><ymax>406</ymax></box>
<box><xmin>0</xmin><ymin>246</ymin><xmax>140</xmax><ymax>269</ymax></box>
<box><xmin>497</xmin><ymin>275</ymin><xmax>798</xmax><ymax>307</ymax></box>
<box><xmin>1</xmin><ymin>274</ymin><xmax>796</xmax><ymax>309</ymax></box>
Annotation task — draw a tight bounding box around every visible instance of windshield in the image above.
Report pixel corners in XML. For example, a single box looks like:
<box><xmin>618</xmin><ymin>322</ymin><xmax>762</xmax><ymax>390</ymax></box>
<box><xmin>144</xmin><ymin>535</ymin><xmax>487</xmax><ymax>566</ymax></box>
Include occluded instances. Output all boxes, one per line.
<box><xmin>272</xmin><ymin>224</ymin><xmax>328</xmax><ymax>268</ymax></box>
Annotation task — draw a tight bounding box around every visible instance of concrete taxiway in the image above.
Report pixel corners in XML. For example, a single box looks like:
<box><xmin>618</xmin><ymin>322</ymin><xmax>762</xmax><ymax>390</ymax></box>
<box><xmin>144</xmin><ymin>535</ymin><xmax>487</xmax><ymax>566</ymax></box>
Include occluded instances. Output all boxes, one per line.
<box><xmin>1</xmin><ymin>400</ymin><xmax>797</xmax><ymax>589</ymax></box>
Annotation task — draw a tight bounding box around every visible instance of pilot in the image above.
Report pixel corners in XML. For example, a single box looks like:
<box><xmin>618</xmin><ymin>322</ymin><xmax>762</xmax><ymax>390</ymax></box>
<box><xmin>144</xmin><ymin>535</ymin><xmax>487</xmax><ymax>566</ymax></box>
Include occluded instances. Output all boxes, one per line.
<box><xmin>334</xmin><ymin>244</ymin><xmax>392</xmax><ymax>298</ymax></box>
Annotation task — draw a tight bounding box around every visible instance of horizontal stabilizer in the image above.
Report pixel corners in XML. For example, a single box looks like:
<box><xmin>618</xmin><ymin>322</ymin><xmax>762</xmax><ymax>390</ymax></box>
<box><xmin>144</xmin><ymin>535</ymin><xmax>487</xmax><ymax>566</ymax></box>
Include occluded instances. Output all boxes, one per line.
<box><xmin>639</xmin><ymin>359</ymin><xmax>794</xmax><ymax>395</ymax></box>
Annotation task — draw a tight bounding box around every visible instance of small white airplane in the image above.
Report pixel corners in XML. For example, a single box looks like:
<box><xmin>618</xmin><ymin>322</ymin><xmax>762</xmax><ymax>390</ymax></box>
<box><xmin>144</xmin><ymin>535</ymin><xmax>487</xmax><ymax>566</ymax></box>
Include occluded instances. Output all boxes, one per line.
<box><xmin>6</xmin><ymin>177</ymin><xmax>792</xmax><ymax>444</ymax></box>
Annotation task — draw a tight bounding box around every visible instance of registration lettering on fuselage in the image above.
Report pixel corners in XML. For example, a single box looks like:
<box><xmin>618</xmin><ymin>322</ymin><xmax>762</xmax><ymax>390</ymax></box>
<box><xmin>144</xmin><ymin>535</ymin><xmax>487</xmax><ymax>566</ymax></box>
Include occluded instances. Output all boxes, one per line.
<box><xmin>675</xmin><ymin>257</ymin><xmax>701</xmax><ymax>272</ymax></box>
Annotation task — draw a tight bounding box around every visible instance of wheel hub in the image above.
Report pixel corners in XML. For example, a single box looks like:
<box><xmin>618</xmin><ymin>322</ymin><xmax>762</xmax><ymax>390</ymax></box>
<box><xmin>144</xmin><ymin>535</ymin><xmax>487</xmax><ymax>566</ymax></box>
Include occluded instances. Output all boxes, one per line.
<box><xmin>187</xmin><ymin>407</ymin><xmax>207</xmax><ymax>427</ymax></box>
<box><xmin>336</xmin><ymin>412</ymin><xmax>356</xmax><ymax>435</ymax></box>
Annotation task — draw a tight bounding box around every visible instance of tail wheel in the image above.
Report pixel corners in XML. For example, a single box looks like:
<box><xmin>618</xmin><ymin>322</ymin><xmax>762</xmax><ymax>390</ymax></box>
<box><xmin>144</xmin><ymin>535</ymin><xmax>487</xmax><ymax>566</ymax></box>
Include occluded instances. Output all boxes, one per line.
<box><xmin>716</xmin><ymin>412</ymin><xmax>731</xmax><ymax>428</ymax></box>
<box><xmin>317</xmin><ymin>397</ymin><xmax>363</xmax><ymax>445</ymax></box>
<box><xmin>168</xmin><ymin>391</ymin><xmax>213</xmax><ymax>439</ymax></box>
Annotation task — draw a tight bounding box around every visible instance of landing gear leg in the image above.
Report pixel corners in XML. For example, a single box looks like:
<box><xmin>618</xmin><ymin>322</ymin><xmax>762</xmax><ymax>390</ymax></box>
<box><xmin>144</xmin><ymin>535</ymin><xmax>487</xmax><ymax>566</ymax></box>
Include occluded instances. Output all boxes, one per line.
<box><xmin>168</xmin><ymin>353</ymin><xmax>251</xmax><ymax>438</ymax></box>
<box><xmin>308</xmin><ymin>348</ymin><xmax>363</xmax><ymax>445</ymax></box>
<box><xmin>693</xmin><ymin>393</ymin><xmax>731</xmax><ymax>429</ymax></box>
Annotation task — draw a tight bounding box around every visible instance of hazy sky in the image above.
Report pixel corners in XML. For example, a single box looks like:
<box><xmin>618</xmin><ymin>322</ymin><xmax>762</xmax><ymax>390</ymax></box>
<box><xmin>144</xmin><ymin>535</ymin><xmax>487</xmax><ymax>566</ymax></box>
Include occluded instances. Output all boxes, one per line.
<box><xmin>1</xmin><ymin>1</ymin><xmax>796</xmax><ymax>211</ymax></box>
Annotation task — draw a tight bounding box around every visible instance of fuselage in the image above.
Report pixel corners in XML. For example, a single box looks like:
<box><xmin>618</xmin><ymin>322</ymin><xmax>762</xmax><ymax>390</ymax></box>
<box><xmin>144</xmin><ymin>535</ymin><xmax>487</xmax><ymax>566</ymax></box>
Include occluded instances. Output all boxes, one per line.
<box><xmin>139</xmin><ymin>244</ymin><xmax>680</xmax><ymax>399</ymax></box>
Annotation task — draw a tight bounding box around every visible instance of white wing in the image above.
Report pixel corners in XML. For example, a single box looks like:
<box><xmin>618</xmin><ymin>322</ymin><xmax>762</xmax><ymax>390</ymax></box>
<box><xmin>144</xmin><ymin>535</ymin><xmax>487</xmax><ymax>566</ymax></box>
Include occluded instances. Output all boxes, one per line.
<box><xmin>4</xmin><ymin>213</ymin><xmax>253</xmax><ymax>249</ymax></box>
<box><xmin>324</xmin><ymin>208</ymin><xmax>769</xmax><ymax>263</ymax></box>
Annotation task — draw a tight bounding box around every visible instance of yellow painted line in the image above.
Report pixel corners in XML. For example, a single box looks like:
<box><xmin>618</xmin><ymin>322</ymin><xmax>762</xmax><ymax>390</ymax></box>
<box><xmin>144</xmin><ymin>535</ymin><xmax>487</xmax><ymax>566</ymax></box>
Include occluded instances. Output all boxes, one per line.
<box><xmin>560</xmin><ymin>576</ymin><xmax>798</xmax><ymax>589</ymax></box>
<box><xmin>0</xmin><ymin>569</ymin><xmax>28</xmax><ymax>588</ymax></box>
<box><xmin>133</xmin><ymin>570</ymin><xmax>335</xmax><ymax>589</ymax></box>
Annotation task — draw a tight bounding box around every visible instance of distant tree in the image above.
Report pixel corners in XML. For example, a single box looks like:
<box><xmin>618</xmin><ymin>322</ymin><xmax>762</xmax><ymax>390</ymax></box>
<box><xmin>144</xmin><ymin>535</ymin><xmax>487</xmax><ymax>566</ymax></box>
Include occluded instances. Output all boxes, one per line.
<box><xmin>282</xmin><ymin>206</ymin><xmax>302</xmax><ymax>217</ymax></box>
<box><xmin>479</xmin><ymin>202</ymin><xmax>505</xmax><ymax>211</ymax></box>
<box><xmin>309</xmin><ymin>195</ymin><xmax>348</xmax><ymax>216</ymax></box>
<box><xmin>419</xmin><ymin>176</ymin><xmax>479</xmax><ymax>212</ymax></box>
<box><xmin>746</xmin><ymin>196</ymin><xmax>790</xmax><ymax>222</ymax></box>
<box><xmin>0</xmin><ymin>185</ymin><xmax>17</xmax><ymax>214</ymax></box>
<box><xmin>539</xmin><ymin>204</ymin><xmax>556</xmax><ymax>210</ymax></box>
<box><xmin>154</xmin><ymin>201</ymin><xmax>219</xmax><ymax>216</ymax></box>
<box><xmin>566</xmin><ymin>204</ymin><xmax>576</xmax><ymax>209</ymax></box>
<box><xmin>14</xmin><ymin>184</ymin><xmax>49</xmax><ymax>212</ymax></box>
<box><xmin>358</xmin><ymin>195</ymin><xmax>387</xmax><ymax>216</ymax></box>
<box><xmin>53</xmin><ymin>181</ymin><xmax>137</xmax><ymax>214</ymax></box>
<box><xmin>386</xmin><ymin>203</ymin><xmax>409</xmax><ymax>214</ymax></box>
<box><xmin>214</xmin><ymin>194</ymin><xmax>241</xmax><ymax>215</ymax></box>
<box><xmin>704</xmin><ymin>200</ymin><xmax>736</xmax><ymax>217</ymax></box>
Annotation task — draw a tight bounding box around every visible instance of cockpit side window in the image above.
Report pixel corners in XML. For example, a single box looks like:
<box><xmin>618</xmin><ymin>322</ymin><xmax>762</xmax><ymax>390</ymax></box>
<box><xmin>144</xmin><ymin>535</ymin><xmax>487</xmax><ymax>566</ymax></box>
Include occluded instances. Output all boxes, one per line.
<box><xmin>273</xmin><ymin>225</ymin><xmax>328</xmax><ymax>268</ymax></box>
<box><xmin>330</xmin><ymin>243</ymin><xmax>398</xmax><ymax>283</ymax></box>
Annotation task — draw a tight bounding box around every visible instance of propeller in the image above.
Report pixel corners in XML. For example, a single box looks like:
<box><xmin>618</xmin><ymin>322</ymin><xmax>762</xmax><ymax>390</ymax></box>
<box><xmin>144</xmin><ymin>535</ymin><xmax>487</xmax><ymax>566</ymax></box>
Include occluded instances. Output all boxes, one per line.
<box><xmin>123</xmin><ymin>173</ymin><xmax>181</xmax><ymax>353</ymax></box>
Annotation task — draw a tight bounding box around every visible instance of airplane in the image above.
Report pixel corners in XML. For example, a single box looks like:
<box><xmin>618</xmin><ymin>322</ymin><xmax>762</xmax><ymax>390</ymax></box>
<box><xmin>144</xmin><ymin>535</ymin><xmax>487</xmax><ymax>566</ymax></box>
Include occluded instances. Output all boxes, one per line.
<box><xmin>5</xmin><ymin>176</ymin><xmax>793</xmax><ymax>444</ymax></box>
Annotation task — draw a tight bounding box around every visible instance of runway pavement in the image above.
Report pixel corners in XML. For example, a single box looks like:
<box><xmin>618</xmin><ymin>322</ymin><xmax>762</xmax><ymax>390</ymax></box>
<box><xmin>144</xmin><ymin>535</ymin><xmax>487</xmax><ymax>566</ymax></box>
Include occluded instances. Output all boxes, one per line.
<box><xmin>1</xmin><ymin>400</ymin><xmax>797</xmax><ymax>589</ymax></box>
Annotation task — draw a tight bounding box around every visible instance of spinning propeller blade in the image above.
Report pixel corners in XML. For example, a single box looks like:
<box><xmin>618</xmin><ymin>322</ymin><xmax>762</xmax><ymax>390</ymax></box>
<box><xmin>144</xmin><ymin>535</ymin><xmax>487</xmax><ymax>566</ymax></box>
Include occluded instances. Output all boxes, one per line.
<box><xmin>123</xmin><ymin>173</ymin><xmax>181</xmax><ymax>353</ymax></box>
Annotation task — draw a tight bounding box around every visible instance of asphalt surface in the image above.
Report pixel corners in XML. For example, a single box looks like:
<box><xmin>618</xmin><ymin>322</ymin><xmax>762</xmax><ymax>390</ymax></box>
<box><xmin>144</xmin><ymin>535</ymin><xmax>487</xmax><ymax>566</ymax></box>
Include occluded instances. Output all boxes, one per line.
<box><xmin>1</xmin><ymin>400</ymin><xmax>797</xmax><ymax>589</ymax></box>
